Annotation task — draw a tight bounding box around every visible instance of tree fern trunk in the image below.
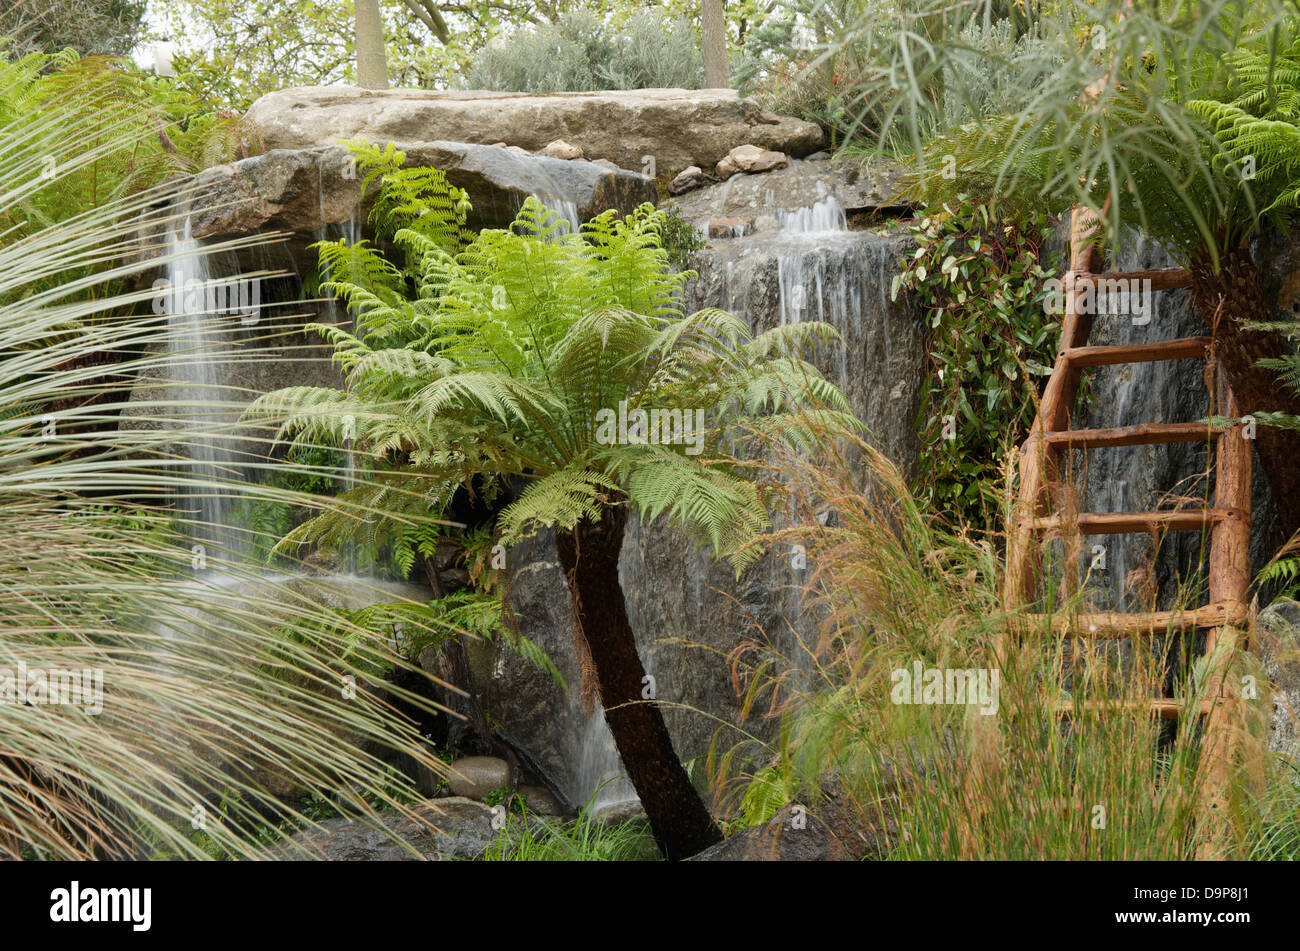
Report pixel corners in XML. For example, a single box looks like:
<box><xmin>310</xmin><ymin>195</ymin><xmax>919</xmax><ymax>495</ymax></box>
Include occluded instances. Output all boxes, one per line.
<box><xmin>555</xmin><ymin>507</ymin><xmax>723</xmax><ymax>860</ymax></box>
<box><xmin>1190</xmin><ymin>246</ymin><xmax>1300</xmax><ymax>536</ymax></box>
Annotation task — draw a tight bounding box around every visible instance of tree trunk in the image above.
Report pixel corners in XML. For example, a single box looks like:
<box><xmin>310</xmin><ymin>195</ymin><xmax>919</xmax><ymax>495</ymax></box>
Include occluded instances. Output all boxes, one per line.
<box><xmin>701</xmin><ymin>0</ymin><xmax>729</xmax><ymax>89</ymax></box>
<box><xmin>554</xmin><ymin>506</ymin><xmax>723</xmax><ymax>860</ymax></box>
<box><xmin>1190</xmin><ymin>245</ymin><xmax>1300</xmax><ymax>538</ymax></box>
<box><xmin>354</xmin><ymin>0</ymin><xmax>389</xmax><ymax>90</ymax></box>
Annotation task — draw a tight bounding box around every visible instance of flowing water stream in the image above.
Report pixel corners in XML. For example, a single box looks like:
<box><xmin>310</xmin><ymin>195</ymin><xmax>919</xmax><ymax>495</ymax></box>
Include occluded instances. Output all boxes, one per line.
<box><xmin>163</xmin><ymin>217</ymin><xmax>243</xmax><ymax>555</ymax></box>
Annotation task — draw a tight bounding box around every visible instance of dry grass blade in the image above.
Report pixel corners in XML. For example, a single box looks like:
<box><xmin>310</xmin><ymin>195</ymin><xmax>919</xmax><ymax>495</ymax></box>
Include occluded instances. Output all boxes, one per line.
<box><xmin>0</xmin><ymin>80</ymin><xmax>457</xmax><ymax>860</ymax></box>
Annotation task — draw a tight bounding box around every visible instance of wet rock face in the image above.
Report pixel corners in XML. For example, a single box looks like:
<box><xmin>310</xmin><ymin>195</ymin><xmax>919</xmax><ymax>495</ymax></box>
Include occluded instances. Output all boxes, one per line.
<box><xmin>490</xmin><ymin>533</ymin><xmax>588</xmax><ymax>801</ymax></box>
<box><xmin>1070</xmin><ymin>232</ymin><xmax>1283</xmax><ymax>614</ymax></box>
<box><xmin>175</xmin><ymin>140</ymin><xmax>657</xmax><ymax>245</ymax></box>
<box><xmin>683</xmin><ymin>229</ymin><xmax>926</xmax><ymax>477</ymax></box>
<box><xmin>244</xmin><ymin>86</ymin><xmax>826</xmax><ymax>179</ymax></box>
<box><xmin>491</xmin><ymin>201</ymin><xmax>927</xmax><ymax>807</ymax></box>
<box><xmin>665</xmin><ymin>158</ymin><xmax>908</xmax><ymax>229</ymax></box>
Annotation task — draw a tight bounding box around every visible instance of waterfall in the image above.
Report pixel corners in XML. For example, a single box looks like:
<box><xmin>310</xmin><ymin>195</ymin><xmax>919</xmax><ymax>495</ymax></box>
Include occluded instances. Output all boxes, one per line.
<box><xmin>547</xmin><ymin>197</ymin><xmax>581</xmax><ymax>235</ymax></box>
<box><xmin>313</xmin><ymin>212</ymin><xmax>361</xmax><ymax>327</ymax></box>
<box><xmin>772</xmin><ymin>194</ymin><xmax>855</xmax><ymax>331</ymax></box>
<box><xmin>776</xmin><ymin>189</ymin><xmax>848</xmax><ymax>234</ymax></box>
<box><xmin>162</xmin><ymin>218</ymin><xmax>243</xmax><ymax>556</ymax></box>
<box><xmin>571</xmin><ymin>709</ymin><xmax>640</xmax><ymax>815</ymax></box>
<box><xmin>1074</xmin><ymin>231</ymin><xmax>1214</xmax><ymax>613</ymax></box>
<box><xmin>524</xmin><ymin>194</ymin><xmax>580</xmax><ymax>237</ymax></box>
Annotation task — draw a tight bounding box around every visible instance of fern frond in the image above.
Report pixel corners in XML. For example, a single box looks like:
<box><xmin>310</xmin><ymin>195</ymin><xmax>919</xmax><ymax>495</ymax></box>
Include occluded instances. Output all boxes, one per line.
<box><xmin>496</xmin><ymin>466</ymin><xmax>621</xmax><ymax>543</ymax></box>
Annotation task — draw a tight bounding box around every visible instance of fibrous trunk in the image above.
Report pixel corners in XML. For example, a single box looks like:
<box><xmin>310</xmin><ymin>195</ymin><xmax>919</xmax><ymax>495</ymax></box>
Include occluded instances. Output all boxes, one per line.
<box><xmin>555</xmin><ymin>506</ymin><xmax>723</xmax><ymax>860</ymax></box>
<box><xmin>1189</xmin><ymin>245</ymin><xmax>1300</xmax><ymax>537</ymax></box>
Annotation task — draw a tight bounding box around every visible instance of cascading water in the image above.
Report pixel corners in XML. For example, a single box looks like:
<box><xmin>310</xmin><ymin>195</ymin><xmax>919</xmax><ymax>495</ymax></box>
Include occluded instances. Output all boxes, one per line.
<box><xmin>537</xmin><ymin>197</ymin><xmax>580</xmax><ymax>236</ymax></box>
<box><xmin>776</xmin><ymin>188</ymin><xmax>848</xmax><ymax>234</ymax></box>
<box><xmin>1073</xmin><ymin>231</ymin><xmax>1216</xmax><ymax>613</ymax></box>
<box><xmin>757</xmin><ymin>189</ymin><xmax>883</xmax><ymax>391</ymax></box>
<box><xmin>312</xmin><ymin>212</ymin><xmax>362</xmax><ymax>328</ymax></box>
<box><xmin>571</xmin><ymin>709</ymin><xmax>639</xmax><ymax>814</ymax></box>
<box><xmin>310</xmin><ymin>214</ymin><xmax>363</xmax><ymax>571</ymax></box>
<box><xmin>163</xmin><ymin>217</ymin><xmax>243</xmax><ymax>556</ymax></box>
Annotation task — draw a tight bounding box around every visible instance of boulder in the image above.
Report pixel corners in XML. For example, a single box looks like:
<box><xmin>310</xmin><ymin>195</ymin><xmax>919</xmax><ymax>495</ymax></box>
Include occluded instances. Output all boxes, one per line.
<box><xmin>714</xmin><ymin>144</ymin><xmax>788</xmax><ymax>179</ymax></box>
<box><xmin>665</xmin><ymin>157</ymin><xmax>910</xmax><ymax>233</ymax></box>
<box><xmin>276</xmin><ymin>798</ymin><xmax>527</xmax><ymax>860</ymax></box>
<box><xmin>517</xmin><ymin>784</ymin><xmax>565</xmax><ymax>817</ymax></box>
<box><xmin>171</xmin><ymin>140</ymin><xmax>656</xmax><ymax>245</ymax></box>
<box><xmin>693</xmin><ymin>782</ymin><xmax>888</xmax><ymax>861</ymax></box>
<box><xmin>707</xmin><ymin>216</ymin><xmax>753</xmax><ymax>238</ymax></box>
<box><xmin>446</xmin><ymin>755</ymin><xmax>512</xmax><ymax>800</ymax></box>
<box><xmin>244</xmin><ymin>86</ymin><xmax>825</xmax><ymax>179</ymax></box>
<box><xmin>668</xmin><ymin>165</ymin><xmax>707</xmax><ymax>195</ymax></box>
<box><xmin>1256</xmin><ymin>598</ymin><xmax>1300</xmax><ymax>762</ymax></box>
<box><xmin>541</xmin><ymin>138</ymin><xmax>584</xmax><ymax>160</ymax></box>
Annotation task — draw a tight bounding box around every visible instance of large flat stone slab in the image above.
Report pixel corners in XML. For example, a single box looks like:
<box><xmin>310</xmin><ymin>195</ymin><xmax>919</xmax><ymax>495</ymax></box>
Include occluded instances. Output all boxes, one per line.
<box><xmin>244</xmin><ymin>86</ymin><xmax>826</xmax><ymax>179</ymax></box>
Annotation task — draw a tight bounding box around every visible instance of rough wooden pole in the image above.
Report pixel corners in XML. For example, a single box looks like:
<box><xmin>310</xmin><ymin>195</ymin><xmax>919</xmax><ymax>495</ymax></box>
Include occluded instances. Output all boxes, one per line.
<box><xmin>1004</xmin><ymin>206</ymin><xmax>1101</xmax><ymax>615</ymax></box>
<box><xmin>1197</xmin><ymin>378</ymin><xmax>1254</xmax><ymax>857</ymax></box>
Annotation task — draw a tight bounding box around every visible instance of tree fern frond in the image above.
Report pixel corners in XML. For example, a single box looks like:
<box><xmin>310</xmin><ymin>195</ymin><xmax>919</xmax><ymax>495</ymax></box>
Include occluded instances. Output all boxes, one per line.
<box><xmin>496</xmin><ymin>466</ymin><xmax>620</xmax><ymax>543</ymax></box>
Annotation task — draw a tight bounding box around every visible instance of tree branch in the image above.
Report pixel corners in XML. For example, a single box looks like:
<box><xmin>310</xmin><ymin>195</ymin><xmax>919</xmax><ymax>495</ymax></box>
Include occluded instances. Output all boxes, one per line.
<box><xmin>401</xmin><ymin>0</ymin><xmax>451</xmax><ymax>44</ymax></box>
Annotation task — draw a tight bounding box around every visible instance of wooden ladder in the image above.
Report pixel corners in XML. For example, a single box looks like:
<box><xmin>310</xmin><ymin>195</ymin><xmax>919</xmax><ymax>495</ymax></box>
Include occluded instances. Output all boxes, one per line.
<box><xmin>1001</xmin><ymin>208</ymin><xmax>1256</xmax><ymax>842</ymax></box>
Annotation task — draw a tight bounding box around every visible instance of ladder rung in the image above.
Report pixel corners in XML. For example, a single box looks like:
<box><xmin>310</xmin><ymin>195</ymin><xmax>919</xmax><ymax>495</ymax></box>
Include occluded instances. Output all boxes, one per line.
<box><xmin>1023</xmin><ymin>601</ymin><xmax>1248</xmax><ymax>637</ymax></box>
<box><xmin>1030</xmin><ymin>509</ymin><xmax>1234</xmax><ymax>534</ymax></box>
<box><xmin>1063</xmin><ymin>336</ymin><xmax>1211</xmax><ymax>368</ymax></box>
<box><xmin>1067</xmin><ymin>268</ymin><xmax>1193</xmax><ymax>291</ymax></box>
<box><xmin>1044</xmin><ymin>420</ymin><xmax>1224</xmax><ymax>450</ymax></box>
<box><xmin>1055</xmin><ymin>698</ymin><xmax>1214</xmax><ymax>720</ymax></box>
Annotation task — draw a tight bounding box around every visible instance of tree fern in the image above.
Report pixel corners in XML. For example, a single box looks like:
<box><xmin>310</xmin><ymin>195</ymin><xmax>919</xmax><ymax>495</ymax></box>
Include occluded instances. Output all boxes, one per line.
<box><xmin>249</xmin><ymin>169</ymin><xmax>855</xmax><ymax>573</ymax></box>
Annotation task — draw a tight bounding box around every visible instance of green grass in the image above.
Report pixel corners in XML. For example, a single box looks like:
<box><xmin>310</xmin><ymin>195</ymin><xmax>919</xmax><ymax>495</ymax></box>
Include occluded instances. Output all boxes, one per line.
<box><xmin>482</xmin><ymin>789</ymin><xmax>661</xmax><ymax>862</ymax></box>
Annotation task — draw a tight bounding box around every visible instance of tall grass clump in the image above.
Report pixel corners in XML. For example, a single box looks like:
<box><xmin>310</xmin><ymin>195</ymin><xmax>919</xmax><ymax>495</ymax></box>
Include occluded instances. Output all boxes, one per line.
<box><xmin>482</xmin><ymin>793</ymin><xmax>661</xmax><ymax>862</ymax></box>
<box><xmin>0</xmin><ymin>71</ymin><xmax>453</xmax><ymax>859</ymax></box>
<box><xmin>718</xmin><ymin>423</ymin><xmax>1268</xmax><ymax>859</ymax></box>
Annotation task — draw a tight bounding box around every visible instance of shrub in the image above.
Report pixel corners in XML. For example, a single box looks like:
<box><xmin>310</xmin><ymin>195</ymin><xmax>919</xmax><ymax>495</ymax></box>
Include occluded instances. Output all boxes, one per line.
<box><xmin>465</xmin><ymin>11</ymin><xmax>704</xmax><ymax>93</ymax></box>
<box><xmin>890</xmin><ymin>199</ymin><xmax>1062</xmax><ymax>530</ymax></box>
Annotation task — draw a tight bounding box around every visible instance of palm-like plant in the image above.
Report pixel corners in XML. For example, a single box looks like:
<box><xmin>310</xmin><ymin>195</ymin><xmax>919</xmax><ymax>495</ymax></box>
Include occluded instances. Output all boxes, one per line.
<box><xmin>248</xmin><ymin>147</ymin><xmax>856</xmax><ymax>859</ymax></box>
<box><xmin>832</xmin><ymin>0</ymin><xmax>1300</xmax><ymax>534</ymax></box>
